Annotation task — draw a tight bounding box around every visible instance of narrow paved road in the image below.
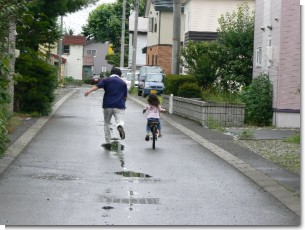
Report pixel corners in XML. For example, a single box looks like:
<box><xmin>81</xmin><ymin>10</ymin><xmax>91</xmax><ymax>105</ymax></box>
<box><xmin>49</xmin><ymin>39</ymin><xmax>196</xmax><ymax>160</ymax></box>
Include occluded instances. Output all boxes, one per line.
<box><xmin>0</xmin><ymin>87</ymin><xmax>299</xmax><ymax>225</ymax></box>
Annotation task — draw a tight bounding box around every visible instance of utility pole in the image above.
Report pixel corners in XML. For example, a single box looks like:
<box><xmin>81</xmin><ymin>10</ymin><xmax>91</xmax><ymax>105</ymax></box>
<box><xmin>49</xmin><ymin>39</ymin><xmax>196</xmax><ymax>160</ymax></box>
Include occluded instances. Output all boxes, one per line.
<box><xmin>120</xmin><ymin>0</ymin><xmax>126</xmax><ymax>68</ymax></box>
<box><xmin>131</xmin><ymin>0</ymin><xmax>139</xmax><ymax>88</ymax></box>
<box><xmin>171</xmin><ymin>0</ymin><xmax>181</xmax><ymax>74</ymax></box>
<box><xmin>58</xmin><ymin>15</ymin><xmax>63</xmax><ymax>82</ymax></box>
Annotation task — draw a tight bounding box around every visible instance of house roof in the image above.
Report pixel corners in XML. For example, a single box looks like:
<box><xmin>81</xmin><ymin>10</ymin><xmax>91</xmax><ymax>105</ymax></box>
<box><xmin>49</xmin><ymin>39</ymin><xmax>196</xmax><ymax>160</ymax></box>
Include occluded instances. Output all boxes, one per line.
<box><xmin>63</xmin><ymin>35</ymin><xmax>86</xmax><ymax>45</ymax></box>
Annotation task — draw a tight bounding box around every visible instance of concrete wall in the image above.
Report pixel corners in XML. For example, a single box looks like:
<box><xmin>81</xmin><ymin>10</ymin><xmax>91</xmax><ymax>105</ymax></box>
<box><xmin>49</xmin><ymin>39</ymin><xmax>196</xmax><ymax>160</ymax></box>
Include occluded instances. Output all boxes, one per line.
<box><xmin>162</xmin><ymin>95</ymin><xmax>245</xmax><ymax>127</ymax></box>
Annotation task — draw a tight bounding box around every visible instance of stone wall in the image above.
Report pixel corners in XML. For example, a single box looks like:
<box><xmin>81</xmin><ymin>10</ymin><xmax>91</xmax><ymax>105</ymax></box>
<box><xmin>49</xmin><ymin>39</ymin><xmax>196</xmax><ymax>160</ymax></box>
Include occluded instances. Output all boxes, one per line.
<box><xmin>162</xmin><ymin>95</ymin><xmax>245</xmax><ymax>127</ymax></box>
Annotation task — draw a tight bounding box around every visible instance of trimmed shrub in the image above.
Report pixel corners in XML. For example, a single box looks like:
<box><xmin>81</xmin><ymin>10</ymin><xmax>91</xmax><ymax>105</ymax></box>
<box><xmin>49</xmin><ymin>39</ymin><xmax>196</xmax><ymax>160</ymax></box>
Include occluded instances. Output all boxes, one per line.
<box><xmin>240</xmin><ymin>74</ymin><xmax>273</xmax><ymax>126</ymax></box>
<box><xmin>163</xmin><ymin>74</ymin><xmax>197</xmax><ymax>95</ymax></box>
<box><xmin>177</xmin><ymin>82</ymin><xmax>202</xmax><ymax>98</ymax></box>
<box><xmin>15</xmin><ymin>51</ymin><xmax>58</xmax><ymax>115</ymax></box>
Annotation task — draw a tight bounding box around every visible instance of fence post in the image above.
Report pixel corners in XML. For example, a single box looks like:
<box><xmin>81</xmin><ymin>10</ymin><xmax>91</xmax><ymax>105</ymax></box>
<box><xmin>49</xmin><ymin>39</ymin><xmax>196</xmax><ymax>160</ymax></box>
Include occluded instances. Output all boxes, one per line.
<box><xmin>169</xmin><ymin>94</ymin><xmax>173</xmax><ymax>114</ymax></box>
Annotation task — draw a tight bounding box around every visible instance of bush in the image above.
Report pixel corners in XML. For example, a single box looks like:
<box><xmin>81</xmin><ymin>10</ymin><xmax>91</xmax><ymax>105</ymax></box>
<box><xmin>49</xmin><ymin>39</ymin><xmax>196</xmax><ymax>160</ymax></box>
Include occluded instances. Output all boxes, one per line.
<box><xmin>177</xmin><ymin>82</ymin><xmax>202</xmax><ymax>98</ymax></box>
<box><xmin>240</xmin><ymin>74</ymin><xmax>273</xmax><ymax>126</ymax></box>
<box><xmin>15</xmin><ymin>51</ymin><xmax>58</xmax><ymax>115</ymax></box>
<box><xmin>202</xmin><ymin>86</ymin><xmax>243</xmax><ymax>104</ymax></box>
<box><xmin>163</xmin><ymin>74</ymin><xmax>197</xmax><ymax>95</ymax></box>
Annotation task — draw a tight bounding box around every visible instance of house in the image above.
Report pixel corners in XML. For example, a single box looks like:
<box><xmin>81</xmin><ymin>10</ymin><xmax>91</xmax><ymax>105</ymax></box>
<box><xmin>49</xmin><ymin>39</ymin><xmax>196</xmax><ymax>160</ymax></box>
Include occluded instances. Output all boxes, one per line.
<box><xmin>61</xmin><ymin>35</ymin><xmax>86</xmax><ymax>80</ymax></box>
<box><xmin>145</xmin><ymin>0</ymin><xmax>185</xmax><ymax>74</ymax></box>
<box><xmin>128</xmin><ymin>10</ymin><xmax>148</xmax><ymax>68</ymax></box>
<box><xmin>183</xmin><ymin>0</ymin><xmax>255</xmax><ymax>43</ymax></box>
<box><xmin>84</xmin><ymin>40</ymin><xmax>113</xmax><ymax>76</ymax></box>
<box><xmin>253</xmin><ymin>0</ymin><xmax>300</xmax><ymax>128</ymax></box>
<box><xmin>145</xmin><ymin>0</ymin><xmax>254</xmax><ymax>74</ymax></box>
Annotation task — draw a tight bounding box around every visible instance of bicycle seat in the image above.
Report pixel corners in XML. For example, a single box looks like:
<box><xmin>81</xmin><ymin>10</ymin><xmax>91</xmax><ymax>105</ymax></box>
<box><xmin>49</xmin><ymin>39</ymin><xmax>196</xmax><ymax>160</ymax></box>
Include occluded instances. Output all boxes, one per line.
<box><xmin>149</xmin><ymin>121</ymin><xmax>159</xmax><ymax>125</ymax></box>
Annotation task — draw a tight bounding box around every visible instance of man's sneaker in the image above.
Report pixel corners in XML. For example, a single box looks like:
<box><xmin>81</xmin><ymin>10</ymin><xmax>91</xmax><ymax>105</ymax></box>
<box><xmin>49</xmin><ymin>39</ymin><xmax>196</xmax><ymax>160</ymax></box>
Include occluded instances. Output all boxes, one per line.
<box><xmin>145</xmin><ymin>135</ymin><xmax>149</xmax><ymax>141</ymax></box>
<box><xmin>117</xmin><ymin>125</ymin><xmax>125</xmax><ymax>139</ymax></box>
<box><xmin>101</xmin><ymin>143</ymin><xmax>111</xmax><ymax>149</ymax></box>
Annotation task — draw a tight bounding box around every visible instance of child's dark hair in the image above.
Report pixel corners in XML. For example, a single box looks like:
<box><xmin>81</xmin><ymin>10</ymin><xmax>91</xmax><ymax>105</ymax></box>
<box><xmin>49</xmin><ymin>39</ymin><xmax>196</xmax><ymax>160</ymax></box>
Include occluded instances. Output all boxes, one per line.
<box><xmin>147</xmin><ymin>94</ymin><xmax>160</xmax><ymax>107</ymax></box>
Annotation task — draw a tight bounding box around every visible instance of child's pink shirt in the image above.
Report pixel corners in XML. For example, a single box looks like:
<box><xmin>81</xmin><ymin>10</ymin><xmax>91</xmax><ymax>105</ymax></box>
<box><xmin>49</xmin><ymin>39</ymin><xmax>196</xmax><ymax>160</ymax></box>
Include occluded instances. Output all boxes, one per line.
<box><xmin>145</xmin><ymin>105</ymin><xmax>162</xmax><ymax>119</ymax></box>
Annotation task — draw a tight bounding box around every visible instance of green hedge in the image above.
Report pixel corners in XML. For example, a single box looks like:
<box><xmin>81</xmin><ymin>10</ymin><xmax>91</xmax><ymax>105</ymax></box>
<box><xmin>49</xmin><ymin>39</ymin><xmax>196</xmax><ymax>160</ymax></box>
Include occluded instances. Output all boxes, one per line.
<box><xmin>240</xmin><ymin>74</ymin><xmax>273</xmax><ymax>126</ymax></box>
<box><xmin>177</xmin><ymin>82</ymin><xmax>202</xmax><ymax>98</ymax></box>
<box><xmin>164</xmin><ymin>74</ymin><xmax>197</xmax><ymax>95</ymax></box>
<box><xmin>15</xmin><ymin>51</ymin><xmax>58</xmax><ymax>115</ymax></box>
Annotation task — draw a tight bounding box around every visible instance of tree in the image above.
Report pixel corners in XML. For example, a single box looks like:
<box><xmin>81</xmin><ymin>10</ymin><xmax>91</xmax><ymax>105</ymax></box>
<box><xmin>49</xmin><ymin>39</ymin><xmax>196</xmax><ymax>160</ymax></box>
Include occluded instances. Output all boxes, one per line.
<box><xmin>16</xmin><ymin>0</ymin><xmax>97</xmax><ymax>52</ymax></box>
<box><xmin>216</xmin><ymin>2</ymin><xmax>255</xmax><ymax>91</ymax></box>
<box><xmin>83</xmin><ymin>0</ymin><xmax>145</xmax><ymax>49</ymax></box>
<box><xmin>181</xmin><ymin>41</ymin><xmax>220</xmax><ymax>88</ymax></box>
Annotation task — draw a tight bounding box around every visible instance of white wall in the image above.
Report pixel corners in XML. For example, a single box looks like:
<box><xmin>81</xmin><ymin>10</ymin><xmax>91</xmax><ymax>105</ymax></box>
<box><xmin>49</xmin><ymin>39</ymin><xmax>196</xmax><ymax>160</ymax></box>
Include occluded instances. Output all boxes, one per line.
<box><xmin>184</xmin><ymin>0</ymin><xmax>255</xmax><ymax>32</ymax></box>
<box><xmin>62</xmin><ymin>45</ymin><xmax>83</xmax><ymax>80</ymax></box>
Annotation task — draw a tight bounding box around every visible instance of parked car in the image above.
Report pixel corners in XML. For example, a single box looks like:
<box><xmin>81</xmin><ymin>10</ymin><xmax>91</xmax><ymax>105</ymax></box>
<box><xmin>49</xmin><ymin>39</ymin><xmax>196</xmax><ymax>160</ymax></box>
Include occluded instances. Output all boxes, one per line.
<box><xmin>118</xmin><ymin>67</ymin><xmax>131</xmax><ymax>79</ymax></box>
<box><xmin>126</xmin><ymin>72</ymin><xmax>139</xmax><ymax>89</ymax></box>
<box><xmin>91</xmin><ymin>75</ymin><xmax>101</xmax><ymax>85</ymax></box>
<box><xmin>142</xmin><ymin>73</ymin><xmax>164</xmax><ymax>97</ymax></box>
<box><xmin>138</xmin><ymin>66</ymin><xmax>163</xmax><ymax>96</ymax></box>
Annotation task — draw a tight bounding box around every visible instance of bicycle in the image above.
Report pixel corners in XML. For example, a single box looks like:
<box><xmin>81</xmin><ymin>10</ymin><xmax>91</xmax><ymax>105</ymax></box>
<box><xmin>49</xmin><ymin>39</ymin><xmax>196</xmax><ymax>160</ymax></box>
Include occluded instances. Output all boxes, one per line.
<box><xmin>148</xmin><ymin>120</ymin><xmax>160</xmax><ymax>149</ymax></box>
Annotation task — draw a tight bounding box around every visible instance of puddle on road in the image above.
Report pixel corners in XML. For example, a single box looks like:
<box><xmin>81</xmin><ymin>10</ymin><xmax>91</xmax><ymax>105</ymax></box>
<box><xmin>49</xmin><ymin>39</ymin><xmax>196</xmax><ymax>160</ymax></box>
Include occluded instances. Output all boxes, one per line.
<box><xmin>102</xmin><ymin>206</ymin><xmax>114</xmax><ymax>210</ymax></box>
<box><xmin>115</xmin><ymin>171</ymin><xmax>152</xmax><ymax>178</ymax></box>
<box><xmin>30</xmin><ymin>174</ymin><xmax>80</xmax><ymax>181</ymax></box>
<box><xmin>102</xmin><ymin>141</ymin><xmax>125</xmax><ymax>152</ymax></box>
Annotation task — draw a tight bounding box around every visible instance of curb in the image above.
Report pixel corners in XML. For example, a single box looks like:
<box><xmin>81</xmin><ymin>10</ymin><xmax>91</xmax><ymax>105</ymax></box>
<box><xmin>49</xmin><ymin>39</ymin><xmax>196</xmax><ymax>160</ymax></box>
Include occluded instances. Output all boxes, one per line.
<box><xmin>129</xmin><ymin>95</ymin><xmax>301</xmax><ymax>217</ymax></box>
<box><xmin>0</xmin><ymin>90</ymin><xmax>75</xmax><ymax>176</ymax></box>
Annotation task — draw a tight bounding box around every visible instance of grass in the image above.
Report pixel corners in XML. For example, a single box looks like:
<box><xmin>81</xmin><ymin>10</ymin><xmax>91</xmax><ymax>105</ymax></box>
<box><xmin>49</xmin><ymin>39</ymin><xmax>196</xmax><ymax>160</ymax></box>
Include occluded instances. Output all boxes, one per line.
<box><xmin>238</xmin><ymin>129</ymin><xmax>254</xmax><ymax>140</ymax></box>
<box><xmin>6</xmin><ymin>113</ymin><xmax>38</xmax><ymax>134</ymax></box>
<box><xmin>201</xmin><ymin>87</ymin><xmax>244</xmax><ymax>104</ymax></box>
<box><xmin>206</xmin><ymin>116</ymin><xmax>226</xmax><ymax>132</ymax></box>
<box><xmin>284</xmin><ymin>134</ymin><xmax>300</xmax><ymax>144</ymax></box>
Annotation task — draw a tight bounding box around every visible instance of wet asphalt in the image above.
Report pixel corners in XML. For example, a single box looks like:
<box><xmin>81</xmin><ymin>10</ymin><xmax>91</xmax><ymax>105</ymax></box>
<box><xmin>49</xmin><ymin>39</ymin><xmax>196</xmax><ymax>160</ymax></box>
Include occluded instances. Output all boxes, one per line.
<box><xmin>0</xmin><ymin>85</ymin><xmax>300</xmax><ymax>225</ymax></box>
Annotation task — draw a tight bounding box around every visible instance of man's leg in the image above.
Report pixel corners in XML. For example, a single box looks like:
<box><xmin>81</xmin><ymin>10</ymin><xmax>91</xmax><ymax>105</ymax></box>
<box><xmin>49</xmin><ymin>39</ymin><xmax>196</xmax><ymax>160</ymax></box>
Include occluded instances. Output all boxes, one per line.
<box><xmin>103</xmin><ymin>108</ymin><xmax>113</xmax><ymax>143</ymax></box>
<box><xmin>113</xmin><ymin>108</ymin><xmax>125</xmax><ymax>139</ymax></box>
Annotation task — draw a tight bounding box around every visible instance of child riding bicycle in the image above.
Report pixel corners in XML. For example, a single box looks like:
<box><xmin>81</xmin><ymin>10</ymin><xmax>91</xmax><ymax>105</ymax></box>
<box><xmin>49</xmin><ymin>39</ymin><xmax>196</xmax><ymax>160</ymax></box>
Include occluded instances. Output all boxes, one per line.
<box><xmin>143</xmin><ymin>94</ymin><xmax>166</xmax><ymax>141</ymax></box>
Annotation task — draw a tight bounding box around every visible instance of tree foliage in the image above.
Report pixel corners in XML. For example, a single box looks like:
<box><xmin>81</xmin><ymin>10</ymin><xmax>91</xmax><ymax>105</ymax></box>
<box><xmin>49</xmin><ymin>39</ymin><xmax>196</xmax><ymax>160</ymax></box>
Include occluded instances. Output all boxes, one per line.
<box><xmin>15</xmin><ymin>51</ymin><xmax>58</xmax><ymax>115</ymax></box>
<box><xmin>240</xmin><ymin>74</ymin><xmax>273</xmax><ymax>126</ymax></box>
<box><xmin>181</xmin><ymin>41</ymin><xmax>220</xmax><ymax>88</ymax></box>
<box><xmin>83</xmin><ymin>0</ymin><xmax>145</xmax><ymax>49</ymax></box>
<box><xmin>216</xmin><ymin>2</ymin><xmax>255</xmax><ymax>90</ymax></box>
<box><xmin>16</xmin><ymin>0</ymin><xmax>97</xmax><ymax>52</ymax></box>
<box><xmin>181</xmin><ymin>2</ymin><xmax>254</xmax><ymax>92</ymax></box>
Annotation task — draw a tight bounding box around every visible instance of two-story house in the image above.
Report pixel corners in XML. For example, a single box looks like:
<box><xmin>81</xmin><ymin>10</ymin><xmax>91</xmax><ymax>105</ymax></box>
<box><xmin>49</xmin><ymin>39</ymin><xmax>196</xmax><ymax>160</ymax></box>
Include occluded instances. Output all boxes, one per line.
<box><xmin>84</xmin><ymin>39</ymin><xmax>113</xmax><ymax>76</ymax></box>
<box><xmin>184</xmin><ymin>0</ymin><xmax>255</xmax><ymax>43</ymax></box>
<box><xmin>145</xmin><ymin>0</ymin><xmax>185</xmax><ymax>74</ymax></box>
<box><xmin>128</xmin><ymin>10</ymin><xmax>148</xmax><ymax>68</ymax></box>
<box><xmin>62</xmin><ymin>35</ymin><xmax>86</xmax><ymax>80</ymax></box>
<box><xmin>253</xmin><ymin>0</ymin><xmax>300</xmax><ymax>128</ymax></box>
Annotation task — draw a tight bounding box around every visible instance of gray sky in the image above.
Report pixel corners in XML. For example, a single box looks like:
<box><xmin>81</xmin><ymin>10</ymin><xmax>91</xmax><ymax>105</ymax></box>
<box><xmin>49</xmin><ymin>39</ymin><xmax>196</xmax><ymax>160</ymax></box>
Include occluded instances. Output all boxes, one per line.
<box><xmin>63</xmin><ymin>0</ymin><xmax>116</xmax><ymax>35</ymax></box>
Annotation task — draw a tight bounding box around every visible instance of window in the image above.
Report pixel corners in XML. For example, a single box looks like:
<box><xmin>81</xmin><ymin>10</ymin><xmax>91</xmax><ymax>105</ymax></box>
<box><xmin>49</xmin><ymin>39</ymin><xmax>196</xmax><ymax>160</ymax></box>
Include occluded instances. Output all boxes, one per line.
<box><xmin>148</xmin><ymin>18</ymin><xmax>154</xmax><ymax>32</ymax></box>
<box><xmin>152</xmin><ymin>54</ymin><xmax>155</xmax><ymax>66</ymax></box>
<box><xmin>155</xmin><ymin>55</ymin><xmax>158</xmax><ymax>65</ymax></box>
<box><xmin>87</xmin><ymin>49</ymin><xmax>96</xmax><ymax>56</ymax></box>
<box><xmin>256</xmin><ymin>47</ymin><xmax>262</xmax><ymax>67</ymax></box>
<box><xmin>63</xmin><ymin>45</ymin><xmax>70</xmax><ymax>54</ymax></box>
<box><xmin>154</xmin><ymin>18</ymin><xmax>157</xmax><ymax>32</ymax></box>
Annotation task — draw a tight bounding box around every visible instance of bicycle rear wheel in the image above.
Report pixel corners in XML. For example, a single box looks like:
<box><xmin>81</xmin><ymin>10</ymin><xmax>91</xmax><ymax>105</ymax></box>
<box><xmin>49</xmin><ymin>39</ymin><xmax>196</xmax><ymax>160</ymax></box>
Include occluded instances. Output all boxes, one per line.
<box><xmin>152</xmin><ymin>126</ymin><xmax>156</xmax><ymax>149</ymax></box>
